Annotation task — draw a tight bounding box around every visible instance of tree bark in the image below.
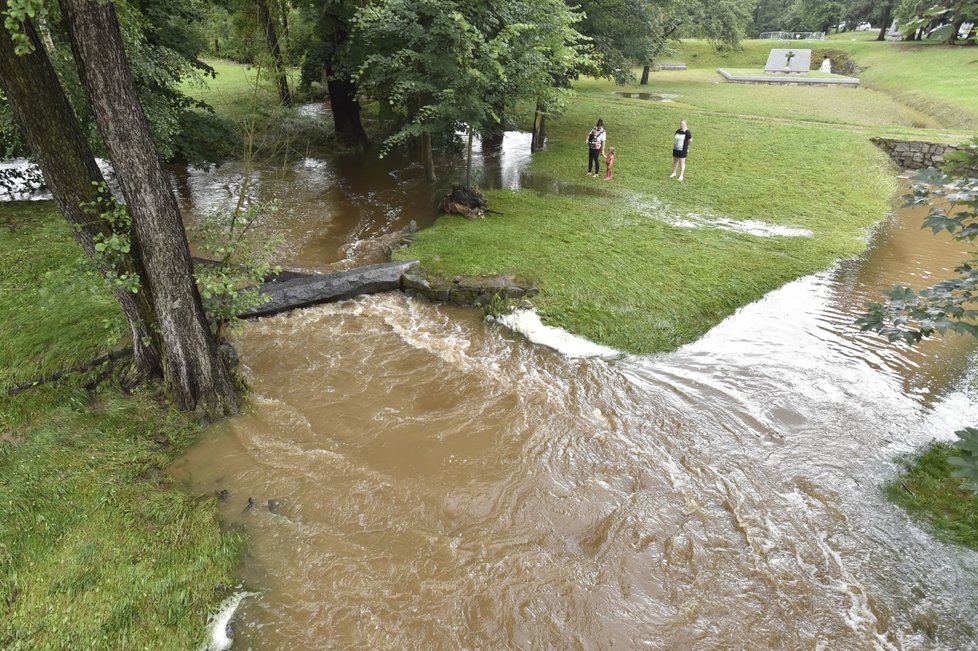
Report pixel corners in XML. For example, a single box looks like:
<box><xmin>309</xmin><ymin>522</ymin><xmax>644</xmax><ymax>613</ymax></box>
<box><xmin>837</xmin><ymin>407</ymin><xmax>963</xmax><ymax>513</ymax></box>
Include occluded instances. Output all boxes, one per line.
<box><xmin>256</xmin><ymin>0</ymin><xmax>292</xmax><ymax>106</ymax></box>
<box><xmin>640</xmin><ymin>65</ymin><xmax>650</xmax><ymax>85</ymax></box>
<box><xmin>326</xmin><ymin>75</ymin><xmax>369</xmax><ymax>152</ymax></box>
<box><xmin>59</xmin><ymin>0</ymin><xmax>239</xmax><ymax>418</ymax></box>
<box><xmin>0</xmin><ymin>5</ymin><xmax>162</xmax><ymax>379</ymax></box>
<box><xmin>876</xmin><ymin>6</ymin><xmax>892</xmax><ymax>41</ymax></box>
<box><xmin>531</xmin><ymin>105</ymin><xmax>546</xmax><ymax>153</ymax></box>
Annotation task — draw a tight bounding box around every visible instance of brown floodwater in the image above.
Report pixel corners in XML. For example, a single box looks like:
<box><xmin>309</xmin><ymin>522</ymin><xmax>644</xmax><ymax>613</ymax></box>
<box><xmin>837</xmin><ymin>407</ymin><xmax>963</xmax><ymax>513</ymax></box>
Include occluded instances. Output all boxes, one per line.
<box><xmin>168</xmin><ymin>162</ymin><xmax>978</xmax><ymax>651</ymax></box>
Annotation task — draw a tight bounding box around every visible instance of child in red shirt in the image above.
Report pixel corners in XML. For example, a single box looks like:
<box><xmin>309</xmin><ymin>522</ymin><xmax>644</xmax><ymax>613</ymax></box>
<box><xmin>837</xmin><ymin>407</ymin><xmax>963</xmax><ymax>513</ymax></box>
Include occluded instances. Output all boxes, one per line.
<box><xmin>603</xmin><ymin>146</ymin><xmax>616</xmax><ymax>180</ymax></box>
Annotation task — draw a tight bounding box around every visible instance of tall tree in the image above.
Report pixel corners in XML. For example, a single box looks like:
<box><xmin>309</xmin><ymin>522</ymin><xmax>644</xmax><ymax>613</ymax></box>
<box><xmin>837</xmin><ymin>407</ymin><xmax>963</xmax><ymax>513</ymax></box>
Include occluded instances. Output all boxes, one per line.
<box><xmin>1</xmin><ymin>0</ymin><xmax>237</xmax><ymax>167</ymax></box>
<box><xmin>573</xmin><ymin>0</ymin><xmax>660</xmax><ymax>84</ymax></box>
<box><xmin>59</xmin><ymin>0</ymin><xmax>239</xmax><ymax>417</ymax></box>
<box><xmin>0</xmin><ymin>1</ymin><xmax>162</xmax><ymax>379</ymax></box>
<box><xmin>256</xmin><ymin>0</ymin><xmax>293</xmax><ymax>105</ymax></box>
<box><xmin>298</xmin><ymin>0</ymin><xmax>369</xmax><ymax>151</ymax></box>
<box><xmin>354</xmin><ymin>0</ymin><xmax>587</xmax><ymax>181</ymax></box>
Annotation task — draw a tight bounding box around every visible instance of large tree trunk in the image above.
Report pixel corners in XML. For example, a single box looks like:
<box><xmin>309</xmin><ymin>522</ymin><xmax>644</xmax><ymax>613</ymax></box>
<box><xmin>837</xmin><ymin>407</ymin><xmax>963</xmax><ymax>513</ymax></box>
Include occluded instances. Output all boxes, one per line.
<box><xmin>876</xmin><ymin>6</ymin><xmax>892</xmax><ymax>41</ymax></box>
<box><xmin>59</xmin><ymin>0</ymin><xmax>239</xmax><ymax>418</ymax></box>
<box><xmin>0</xmin><ymin>5</ymin><xmax>162</xmax><ymax>379</ymax></box>
<box><xmin>640</xmin><ymin>65</ymin><xmax>650</xmax><ymax>85</ymax></box>
<box><xmin>256</xmin><ymin>0</ymin><xmax>292</xmax><ymax>106</ymax></box>
<box><xmin>326</xmin><ymin>75</ymin><xmax>369</xmax><ymax>152</ymax></box>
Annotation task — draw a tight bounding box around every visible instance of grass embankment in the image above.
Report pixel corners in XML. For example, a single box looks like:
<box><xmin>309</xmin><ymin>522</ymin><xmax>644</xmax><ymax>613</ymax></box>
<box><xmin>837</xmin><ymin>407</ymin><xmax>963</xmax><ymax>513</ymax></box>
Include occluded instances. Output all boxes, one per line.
<box><xmin>401</xmin><ymin>63</ymin><xmax>897</xmax><ymax>353</ymax></box>
<box><xmin>0</xmin><ymin>203</ymin><xmax>240</xmax><ymax>649</ymax></box>
<box><xmin>886</xmin><ymin>443</ymin><xmax>978</xmax><ymax>550</ymax></box>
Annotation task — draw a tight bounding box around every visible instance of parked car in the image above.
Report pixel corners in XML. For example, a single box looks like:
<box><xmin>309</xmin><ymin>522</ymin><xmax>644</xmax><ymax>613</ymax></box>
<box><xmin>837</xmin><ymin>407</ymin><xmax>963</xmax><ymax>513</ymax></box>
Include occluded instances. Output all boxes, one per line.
<box><xmin>855</xmin><ymin>22</ymin><xmax>872</xmax><ymax>31</ymax></box>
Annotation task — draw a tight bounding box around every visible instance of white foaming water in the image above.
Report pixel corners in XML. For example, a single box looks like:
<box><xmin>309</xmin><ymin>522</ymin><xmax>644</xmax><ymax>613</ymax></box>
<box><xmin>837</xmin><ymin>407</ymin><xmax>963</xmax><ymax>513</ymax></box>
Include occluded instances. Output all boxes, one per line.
<box><xmin>203</xmin><ymin>591</ymin><xmax>259</xmax><ymax>651</ymax></box>
<box><xmin>628</xmin><ymin>194</ymin><xmax>812</xmax><ymax>237</ymax></box>
<box><xmin>495</xmin><ymin>309</ymin><xmax>620</xmax><ymax>358</ymax></box>
<box><xmin>0</xmin><ymin>157</ymin><xmax>116</xmax><ymax>201</ymax></box>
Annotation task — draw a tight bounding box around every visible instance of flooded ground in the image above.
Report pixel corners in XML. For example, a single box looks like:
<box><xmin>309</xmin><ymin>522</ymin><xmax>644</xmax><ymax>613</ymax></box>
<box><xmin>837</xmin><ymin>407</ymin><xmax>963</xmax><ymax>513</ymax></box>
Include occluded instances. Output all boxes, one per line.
<box><xmin>169</xmin><ymin>129</ymin><xmax>534</xmax><ymax>271</ymax></box>
<box><xmin>169</xmin><ymin>174</ymin><xmax>978</xmax><ymax>649</ymax></box>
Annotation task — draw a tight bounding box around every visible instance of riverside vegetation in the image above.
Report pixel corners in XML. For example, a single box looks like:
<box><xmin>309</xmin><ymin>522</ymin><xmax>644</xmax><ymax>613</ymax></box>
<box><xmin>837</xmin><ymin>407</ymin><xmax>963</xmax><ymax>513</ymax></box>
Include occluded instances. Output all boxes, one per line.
<box><xmin>3</xmin><ymin>36</ymin><xmax>978</xmax><ymax>647</ymax></box>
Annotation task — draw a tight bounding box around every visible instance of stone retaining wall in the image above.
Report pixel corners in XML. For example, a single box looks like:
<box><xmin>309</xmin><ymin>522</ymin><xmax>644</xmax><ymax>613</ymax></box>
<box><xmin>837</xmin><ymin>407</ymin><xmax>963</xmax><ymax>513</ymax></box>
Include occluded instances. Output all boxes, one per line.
<box><xmin>870</xmin><ymin>137</ymin><xmax>961</xmax><ymax>170</ymax></box>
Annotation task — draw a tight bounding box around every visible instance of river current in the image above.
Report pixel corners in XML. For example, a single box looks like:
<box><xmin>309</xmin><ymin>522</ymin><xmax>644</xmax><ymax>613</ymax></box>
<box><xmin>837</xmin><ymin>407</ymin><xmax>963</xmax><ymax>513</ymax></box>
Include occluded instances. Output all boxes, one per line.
<box><xmin>152</xmin><ymin>126</ymin><xmax>978</xmax><ymax>649</ymax></box>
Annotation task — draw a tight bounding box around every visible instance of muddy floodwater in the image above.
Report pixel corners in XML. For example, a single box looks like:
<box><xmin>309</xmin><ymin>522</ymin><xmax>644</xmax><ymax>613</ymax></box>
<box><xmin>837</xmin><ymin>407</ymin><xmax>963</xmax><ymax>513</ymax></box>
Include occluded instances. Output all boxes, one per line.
<box><xmin>168</xmin><ymin>138</ymin><xmax>978</xmax><ymax>649</ymax></box>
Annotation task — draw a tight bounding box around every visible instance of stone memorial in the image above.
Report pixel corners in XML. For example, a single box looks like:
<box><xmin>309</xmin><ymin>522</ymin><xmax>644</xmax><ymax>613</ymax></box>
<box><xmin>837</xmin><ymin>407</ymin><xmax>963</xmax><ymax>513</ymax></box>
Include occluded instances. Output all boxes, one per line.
<box><xmin>764</xmin><ymin>48</ymin><xmax>811</xmax><ymax>74</ymax></box>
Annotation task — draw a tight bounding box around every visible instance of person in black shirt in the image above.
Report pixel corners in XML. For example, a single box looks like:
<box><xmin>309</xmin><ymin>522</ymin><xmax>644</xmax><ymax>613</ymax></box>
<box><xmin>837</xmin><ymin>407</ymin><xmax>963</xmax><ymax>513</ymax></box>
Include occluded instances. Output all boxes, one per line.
<box><xmin>670</xmin><ymin>119</ymin><xmax>692</xmax><ymax>181</ymax></box>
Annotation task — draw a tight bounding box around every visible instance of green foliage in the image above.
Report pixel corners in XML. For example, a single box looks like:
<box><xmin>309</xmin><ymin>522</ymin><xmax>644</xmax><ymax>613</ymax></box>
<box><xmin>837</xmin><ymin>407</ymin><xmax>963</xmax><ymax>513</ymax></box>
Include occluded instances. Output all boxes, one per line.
<box><xmin>2</xmin><ymin>0</ymin><xmax>45</xmax><ymax>55</ymax></box>
<box><xmin>190</xmin><ymin>202</ymin><xmax>282</xmax><ymax>340</ymax></box>
<box><xmin>0</xmin><ymin>0</ymin><xmax>235</xmax><ymax>166</ymax></box>
<box><xmin>80</xmin><ymin>183</ymin><xmax>141</xmax><ymax>295</ymax></box>
<box><xmin>354</xmin><ymin>0</ymin><xmax>589</xmax><ymax>152</ymax></box>
<box><xmin>859</xmin><ymin>144</ymin><xmax>978</xmax><ymax>344</ymax></box>
<box><xmin>859</xmin><ymin>139</ymin><xmax>978</xmax><ymax>494</ymax></box>
<box><xmin>0</xmin><ymin>383</ymin><xmax>242</xmax><ymax>649</ymax></box>
<box><xmin>950</xmin><ymin>426</ymin><xmax>978</xmax><ymax>490</ymax></box>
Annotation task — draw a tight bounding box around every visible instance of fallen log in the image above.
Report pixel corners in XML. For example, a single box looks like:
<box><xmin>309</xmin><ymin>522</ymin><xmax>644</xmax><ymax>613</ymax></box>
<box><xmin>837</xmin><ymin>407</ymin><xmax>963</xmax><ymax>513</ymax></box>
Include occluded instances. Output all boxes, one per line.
<box><xmin>240</xmin><ymin>260</ymin><xmax>420</xmax><ymax>318</ymax></box>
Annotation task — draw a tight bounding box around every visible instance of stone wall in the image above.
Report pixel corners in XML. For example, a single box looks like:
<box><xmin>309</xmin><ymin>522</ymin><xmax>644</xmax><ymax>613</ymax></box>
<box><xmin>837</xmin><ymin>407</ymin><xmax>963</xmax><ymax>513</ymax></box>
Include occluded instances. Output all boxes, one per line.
<box><xmin>870</xmin><ymin>137</ymin><xmax>961</xmax><ymax>170</ymax></box>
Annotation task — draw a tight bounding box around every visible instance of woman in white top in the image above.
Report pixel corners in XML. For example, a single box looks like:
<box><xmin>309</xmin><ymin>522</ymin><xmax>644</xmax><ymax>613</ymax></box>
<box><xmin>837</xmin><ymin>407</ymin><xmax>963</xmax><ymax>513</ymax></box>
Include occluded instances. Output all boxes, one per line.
<box><xmin>670</xmin><ymin>119</ymin><xmax>692</xmax><ymax>181</ymax></box>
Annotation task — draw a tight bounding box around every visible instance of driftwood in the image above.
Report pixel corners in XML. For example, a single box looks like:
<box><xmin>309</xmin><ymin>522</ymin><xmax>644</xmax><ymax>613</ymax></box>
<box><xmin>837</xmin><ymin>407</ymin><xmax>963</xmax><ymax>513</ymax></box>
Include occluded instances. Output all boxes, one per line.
<box><xmin>439</xmin><ymin>185</ymin><xmax>491</xmax><ymax>219</ymax></box>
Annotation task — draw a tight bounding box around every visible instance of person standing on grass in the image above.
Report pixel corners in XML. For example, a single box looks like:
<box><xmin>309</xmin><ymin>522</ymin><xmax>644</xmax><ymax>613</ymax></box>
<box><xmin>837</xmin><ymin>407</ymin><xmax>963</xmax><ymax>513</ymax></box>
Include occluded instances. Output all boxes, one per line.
<box><xmin>670</xmin><ymin>119</ymin><xmax>692</xmax><ymax>181</ymax></box>
<box><xmin>586</xmin><ymin>118</ymin><xmax>606</xmax><ymax>177</ymax></box>
<box><xmin>603</xmin><ymin>146</ymin><xmax>616</xmax><ymax>181</ymax></box>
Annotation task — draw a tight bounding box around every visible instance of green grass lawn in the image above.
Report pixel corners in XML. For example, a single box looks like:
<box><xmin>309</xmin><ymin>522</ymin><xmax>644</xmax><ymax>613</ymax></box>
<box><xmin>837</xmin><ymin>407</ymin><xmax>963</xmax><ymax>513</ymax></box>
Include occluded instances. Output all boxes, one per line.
<box><xmin>672</xmin><ymin>38</ymin><xmax>978</xmax><ymax>130</ymax></box>
<box><xmin>0</xmin><ymin>203</ymin><xmax>240</xmax><ymax>649</ymax></box>
<box><xmin>400</xmin><ymin>73</ymin><xmax>896</xmax><ymax>353</ymax></box>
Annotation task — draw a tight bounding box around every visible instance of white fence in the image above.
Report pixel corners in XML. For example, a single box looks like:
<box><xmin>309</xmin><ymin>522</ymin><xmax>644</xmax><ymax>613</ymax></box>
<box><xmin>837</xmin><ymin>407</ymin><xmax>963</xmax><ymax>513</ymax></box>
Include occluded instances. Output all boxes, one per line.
<box><xmin>759</xmin><ymin>31</ymin><xmax>826</xmax><ymax>40</ymax></box>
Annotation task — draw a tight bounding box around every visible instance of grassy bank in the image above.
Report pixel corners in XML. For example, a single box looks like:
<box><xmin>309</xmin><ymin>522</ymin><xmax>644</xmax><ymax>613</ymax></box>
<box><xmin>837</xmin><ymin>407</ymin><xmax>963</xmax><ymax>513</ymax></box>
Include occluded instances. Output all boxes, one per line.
<box><xmin>886</xmin><ymin>442</ymin><xmax>978</xmax><ymax>550</ymax></box>
<box><xmin>0</xmin><ymin>203</ymin><xmax>240</xmax><ymax>649</ymax></box>
<box><xmin>400</xmin><ymin>69</ymin><xmax>896</xmax><ymax>353</ymax></box>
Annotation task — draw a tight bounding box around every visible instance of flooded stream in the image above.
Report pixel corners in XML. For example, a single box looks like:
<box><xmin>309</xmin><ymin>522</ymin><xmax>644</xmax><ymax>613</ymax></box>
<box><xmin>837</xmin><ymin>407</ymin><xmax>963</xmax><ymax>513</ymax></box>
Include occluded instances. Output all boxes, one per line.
<box><xmin>168</xmin><ymin>154</ymin><xmax>978</xmax><ymax>649</ymax></box>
